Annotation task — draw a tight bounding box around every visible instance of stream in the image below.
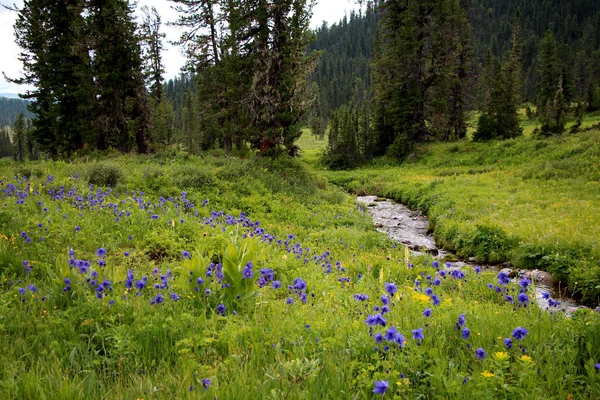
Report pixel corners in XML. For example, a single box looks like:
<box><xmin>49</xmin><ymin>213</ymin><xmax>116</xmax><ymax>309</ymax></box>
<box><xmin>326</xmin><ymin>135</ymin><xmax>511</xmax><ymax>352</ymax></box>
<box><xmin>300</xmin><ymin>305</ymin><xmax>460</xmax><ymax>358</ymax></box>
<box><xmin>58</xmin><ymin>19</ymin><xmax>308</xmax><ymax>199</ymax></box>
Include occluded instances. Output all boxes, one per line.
<box><xmin>357</xmin><ymin>195</ymin><xmax>581</xmax><ymax>313</ymax></box>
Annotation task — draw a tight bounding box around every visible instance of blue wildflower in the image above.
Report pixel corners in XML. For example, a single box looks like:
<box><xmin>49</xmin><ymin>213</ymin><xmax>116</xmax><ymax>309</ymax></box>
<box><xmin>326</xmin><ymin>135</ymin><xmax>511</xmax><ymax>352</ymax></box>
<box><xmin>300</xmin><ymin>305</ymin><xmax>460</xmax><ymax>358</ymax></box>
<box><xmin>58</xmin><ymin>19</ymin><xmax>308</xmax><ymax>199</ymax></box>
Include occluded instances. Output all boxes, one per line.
<box><xmin>182</xmin><ymin>250</ymin><xmax>191</xmax><ymax>259</ymax></box>
<box><xmin>242</xmin><ymin>261</ymin><xmax>254</xmax><ymax>279</ymax></box>
<box><xmin>504</xmin><ymin>338</ymin><xmax>513</xmax><ymax>349</ymax></box>
<box><xmin>497</xmin><ymin>271</ymin><xmax>510</xmax><ymax>285</ymax></box>
<box><xmin>96</xmin><ymin>248</ymin><xmax>107</xmax><ymax>258</ymax></box>
<box><xmin>517</xmin><ymin>293</ymin><xmax>530</xmax><ymax>305</ymax></box>
<box><xmin>202</xmin><ymin>379</ymin><xmax>211</xmax><ymax>390</ymax></box>
<box><xmin>512</xmin><ymin>327</ymin><xmax>528</xmax><ymax>340</ymax></box>
<box><xmin>293</xmin><ymin>277</ymin><xmax>306</xmax><ymax>291</ymax></box>
<box><xmin>384</xmin><ymin>282</ymin><xmax>397</xmax><ymax>296</ymax></box>
<box><xmin>462</xmin><ymin>327</ymin><xmax>470</xmax><ymax>339</ymax></box>
<box><xmin>354</xmin><ymin>294</ymin><xmax>369</xmax><ymax>302</ymax></box>
<box><xmin>423</xmin><ymin>308</ymin><xmax>432</xmax><ymax>317</ymax></box>
<box><xmin>475</xmin><ymin>348</ymin><xmax>486</xmax><ymax>360</ymax></box>
<box><xmin>412</xmin><ymin>327</ymin><xmax>424</xmax><ymax>343</ymax></box>
<box><xmin>373</xmin><ymin>380</ymin><xmax>388</xmax><ymax>395</ymax></box>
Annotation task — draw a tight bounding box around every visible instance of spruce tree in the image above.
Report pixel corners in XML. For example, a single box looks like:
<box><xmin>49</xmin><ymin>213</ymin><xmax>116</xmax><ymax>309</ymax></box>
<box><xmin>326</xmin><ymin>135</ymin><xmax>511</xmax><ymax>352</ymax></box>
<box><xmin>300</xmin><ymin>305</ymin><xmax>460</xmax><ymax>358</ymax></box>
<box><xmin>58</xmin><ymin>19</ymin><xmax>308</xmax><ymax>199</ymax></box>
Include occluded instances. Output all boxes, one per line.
<box><xmin>12</xmin><ymin>0</ymin><xmax>94</xmax><ymax>157</ymax></box>
<box><xmin>12</xmin><ymin>112</ymin><xmax>28</xmax><ymax>162</ymax></box>
<box><xmin>89</xmin><ymin>0</ymin><xmax>150</xmax><ymax>153</ymax></box>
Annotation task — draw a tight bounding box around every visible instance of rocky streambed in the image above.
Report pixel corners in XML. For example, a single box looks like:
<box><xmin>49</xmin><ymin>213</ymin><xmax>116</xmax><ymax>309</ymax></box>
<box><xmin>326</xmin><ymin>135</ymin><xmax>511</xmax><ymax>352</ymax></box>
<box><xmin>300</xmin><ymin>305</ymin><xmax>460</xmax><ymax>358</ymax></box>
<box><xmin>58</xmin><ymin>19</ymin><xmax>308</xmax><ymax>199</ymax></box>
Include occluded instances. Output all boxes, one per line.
<box><xmin>357</xmin><ymin>195</ymin><xmax>580</xmax><ymax>312</ymax></box>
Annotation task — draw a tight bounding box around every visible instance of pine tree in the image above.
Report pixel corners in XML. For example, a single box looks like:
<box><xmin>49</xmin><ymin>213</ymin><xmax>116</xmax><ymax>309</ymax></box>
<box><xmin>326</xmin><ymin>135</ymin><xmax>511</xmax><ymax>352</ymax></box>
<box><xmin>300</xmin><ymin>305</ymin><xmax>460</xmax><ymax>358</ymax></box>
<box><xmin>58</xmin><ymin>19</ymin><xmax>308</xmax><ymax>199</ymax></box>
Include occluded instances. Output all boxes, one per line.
<box><xmin>140</xmin><ymin>6</ymin><xmax>166</xmax><ymax>101</ymax></box>
<box><xmin>249</xmin><ymin>0</ymin><xmax>317</xmax><ymax>156</ymax></box>
<box><xmin>89</xmin><ymin>0</ymin><xmax>150</xmax><ymax>153</ymax></box>
<box><xmin>12</xmin><ymin>112</ymin><xmax>28</xmax><ymax>162</ymax></box>
<box><xmin>0</xmin><ymin>127</ymin><xmax>13</xmax><ymax>159</ymax></box>
<box><xmin>12</xmin><ymin>0</ymin><xmax>94</xmax><ymax>157</ymax></box>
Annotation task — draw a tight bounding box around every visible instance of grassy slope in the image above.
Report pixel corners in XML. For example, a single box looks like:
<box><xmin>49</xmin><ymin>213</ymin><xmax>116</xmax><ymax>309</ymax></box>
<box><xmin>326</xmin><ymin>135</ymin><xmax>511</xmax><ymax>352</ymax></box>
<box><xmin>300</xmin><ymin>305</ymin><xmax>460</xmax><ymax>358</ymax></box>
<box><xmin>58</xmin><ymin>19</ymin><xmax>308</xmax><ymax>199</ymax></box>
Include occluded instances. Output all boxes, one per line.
<box><xmin>304</xmin><ymin>124</ymin><xmax>600</xmax><ymax>305</ymax></box>
<box><xmin>0</xmin><ymin>143</ymin><xmax>599</xmax><ymax>398</ymax></box>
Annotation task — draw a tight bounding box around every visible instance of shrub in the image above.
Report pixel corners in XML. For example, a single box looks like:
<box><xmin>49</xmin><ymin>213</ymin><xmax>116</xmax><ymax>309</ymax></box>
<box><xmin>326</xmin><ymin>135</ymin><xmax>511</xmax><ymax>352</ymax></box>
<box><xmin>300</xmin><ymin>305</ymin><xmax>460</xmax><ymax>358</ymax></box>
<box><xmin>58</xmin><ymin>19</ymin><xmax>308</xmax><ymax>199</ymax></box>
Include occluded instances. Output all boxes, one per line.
<box><xmin>87</xmin><ymin>162</ymin><xmax>123</xmax><ymax>186</ymax></box>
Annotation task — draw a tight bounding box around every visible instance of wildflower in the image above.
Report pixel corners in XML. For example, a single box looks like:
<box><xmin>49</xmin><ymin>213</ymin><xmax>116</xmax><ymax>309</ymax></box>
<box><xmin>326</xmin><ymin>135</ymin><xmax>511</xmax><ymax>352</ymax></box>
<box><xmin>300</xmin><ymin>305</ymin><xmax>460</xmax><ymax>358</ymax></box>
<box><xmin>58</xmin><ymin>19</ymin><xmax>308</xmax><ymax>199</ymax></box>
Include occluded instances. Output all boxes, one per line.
<box><xmin>481</xmin><ymin>371</ymin><xmax>494</xmax><ymax>378</ymax></box>
<box><xmin>365</xmin><ymin>313</ymin><xmax>387</xmax><ymax>327</ymax></box>
<box><xmin>487</xmin><ymin>283</ymin><xmax>495</xmax><ymax>290</ymax></box>
<box><xmin>293</xmin><ymin>277</ymin><xmax>307</xmax><ymax>290</ymax></box>
<box><xmin>494</xmin><ymin>352</ymin><xmax>509</xmax><ymax>361</ymax></box>
<box><xmin>202</xmin><ymin>378</ymin><xmax>211</xmax><ymax>390</ymax></box>
<box><xmin>381</xmin><ymin>305</ymin><xmax>390</xmax><ymax>314</ymax></box>
<box><xmin>28</xmin><ymin>284</ymin><xmax>37</xmax><ymax>292</ymax></box>
<box><xmin>380</xmin><ymin>295</ymin><xmax>389</xmax><ymax>305</ymax></box>
<box><xmin>519</xmin><ymin>277</ymin><xmax>531</xmax><ymax>290</ymax></box>
<box><xmin>474</xmin><ymin>266</ymin><xmax>482</xmax><ymax>274</ymax></box>
<box><xmin>504</xmin><ymin>338</ymin><xmax>513</xmax><ymax>349</ymax></box>
<box><xmin>595</xmin><ymin>363</ymin><xmax>600</xmax><ymax>370</ymax></box>
<box><xmin>286</xmin><ymin>297</ymin><xmax>293</xmax><ymax>304</ymax></box>
<box><xmin>431</xmin><ymin>294</ymin><xmax>441</xmax><ymax>306</ymax></box>
<box><xmin>385</xmin><ymin>282</ymin><xmax>398</xmax><ymax>296</ymax></box>
<box><xmin>354</xmin><ymin>294</ymin><xmax>369</xmax><ymax>302</ymax></box>
<box><xmin>373</xmin><ymin>380</ymin><xmax>389</xmax><ymax>395</ymax></box>
<box><xmin>517</xmin><ymin>293</ymin><xmax>530</xmax><ymax>305</ymax></box>
<box><xmin>475</xmin><ymin>348</ymin><xmax>486</xmax><ymax>360</ymax></box>
<box><xmin>512</xmin><ymin>327</ymin><xmax>528</xmax><ymax>340</ymax></box>
<box><xmin>423</xmin><ymin>308</ymin><xmax>432</xmax><ymax>317</ymax></box>
<box><xmin>505</xmin><ymin>295</ymin><xmax>514</xmax><ymax>303</ymax></box>
<box><xmin>151</xmin><ymin>215</ymin><xmax>159</xmax><ymax>220</ymax></box>
<box><xmin>412</xmin><ymin>328</ymin><xmax>424</xmax><ymax>343</ymax></box>
<box><xmin>124</xmin><ymin>252</ymin><xmax>130</xmax><ymax>257</ymax></box>
<box><xmin>171</xmin><ymin>293</ymin><xmax>180</xmax><ymax>301</ymax></box>
<box><xmin>432</xmin><ymin>261</ymin><xmax>439</xmax><ymax>269</ymax></box>
<box><xmin>497</xmin><ymin>272</ymin><xmax>510</xmax><ymax>285</ymax></box>
<box><xmin>182</xmin><ymin>250</ymin><xmax>191</xmax><ymax>259</ymax></box>
<box><xmin>242</xmin><ymin>261</ymin><xmax>254</xmax><ymax>279</ymax></box>
<box><xmin>541</xmin><ymin>291</ymin><xmax>550</xmax><ymax>300</ymax></box>
<box><xmin>384</xmin><ymin>326</ymin><xmax>401</xmax><ymax>342</ymax></box>
<box><xmin>425</xmin><ymin>287</ymin><xmax>434</xmax><ymax>296</ymax></box>
<box><xmin>457</xmin><ymin>313</ymin><xmax>466</xmax><ymax>329</ymax></box>
<box><xmin>462</xmin><ymin>327</ymin><xmax>470</xmax><ymax>339</ymax></box>
<box><xmin>150</xmin><ymin>293</ymin><xmax>164</xmax><ymax>305</ymax></box>
<box><xmin>204</xmin><ymin>288</ymin><xmax>211</xmax><ymax>296</ymax></box>
<box><xmin>217</xmin><ymin>303</ymin><xmax>226</xmax><ymax>315</ymax></box>
<box><xmin>96</xmin><ymin>248</ymin><xmax>107</xmax><ymax>258</ymax></box>
<box><xmin>519</xmin><ymin>355</ymin><xmax>533</xmax><ymax>363</ymax></box>
<box><xmin>432</xmin><ymin>277</ymin><xmax>441</xmax><ymax>286</ymax></box>
<box><xmin>17</xmin><ymin>287</ymin><xmax>26</xmax><ymax>296</ymax></box>
<box><xmin>374</xmin><ymin>333</ymin><xmax>383</xmax><ymax>344</ymax></box>
<box><xmin>272</xmin><ymin>280</ymin><xmax>281</xmax><ymax>289</ymax></box>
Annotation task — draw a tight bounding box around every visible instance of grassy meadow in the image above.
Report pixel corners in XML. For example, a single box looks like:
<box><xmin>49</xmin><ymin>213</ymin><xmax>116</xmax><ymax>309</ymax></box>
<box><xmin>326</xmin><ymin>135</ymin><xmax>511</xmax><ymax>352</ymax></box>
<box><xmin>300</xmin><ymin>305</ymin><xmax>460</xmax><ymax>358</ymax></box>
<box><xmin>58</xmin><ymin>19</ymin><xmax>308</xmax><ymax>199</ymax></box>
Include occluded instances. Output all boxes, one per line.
<box><xmin>0</xmin><ymin>133</ymin><xmax>599</xmax><ymax>398</ymax></box>
<box><xmin>308</xmin><ymin>120</ymin><xmax>600</xmax><ymax>306</ymax></box>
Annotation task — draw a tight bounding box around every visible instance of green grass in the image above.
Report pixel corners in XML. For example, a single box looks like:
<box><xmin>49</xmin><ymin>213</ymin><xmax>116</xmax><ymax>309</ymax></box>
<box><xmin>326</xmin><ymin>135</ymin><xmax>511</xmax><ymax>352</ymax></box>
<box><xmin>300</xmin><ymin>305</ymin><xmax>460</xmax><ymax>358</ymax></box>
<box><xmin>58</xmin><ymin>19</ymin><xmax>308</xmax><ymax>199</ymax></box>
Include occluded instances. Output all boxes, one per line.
<box><xmin>318</xmin><ymin>125</ymin><xmax>600</xmax><ymax>305</ymax></box>
<box><xmin>0</xmin><ymin>145</ymin><xmax>599</xmax><ymax>398</ymax></box>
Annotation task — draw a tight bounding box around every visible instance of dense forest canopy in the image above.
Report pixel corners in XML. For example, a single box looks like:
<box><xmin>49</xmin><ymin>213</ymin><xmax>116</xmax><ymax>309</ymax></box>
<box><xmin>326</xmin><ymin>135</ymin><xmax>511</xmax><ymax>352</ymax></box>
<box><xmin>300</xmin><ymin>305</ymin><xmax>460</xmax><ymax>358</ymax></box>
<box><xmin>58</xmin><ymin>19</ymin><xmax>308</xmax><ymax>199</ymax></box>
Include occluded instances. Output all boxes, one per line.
<box><xmin>3</xmin><ymin>0</ymin><xmax>600</xmax><ymax>161</ymax></box>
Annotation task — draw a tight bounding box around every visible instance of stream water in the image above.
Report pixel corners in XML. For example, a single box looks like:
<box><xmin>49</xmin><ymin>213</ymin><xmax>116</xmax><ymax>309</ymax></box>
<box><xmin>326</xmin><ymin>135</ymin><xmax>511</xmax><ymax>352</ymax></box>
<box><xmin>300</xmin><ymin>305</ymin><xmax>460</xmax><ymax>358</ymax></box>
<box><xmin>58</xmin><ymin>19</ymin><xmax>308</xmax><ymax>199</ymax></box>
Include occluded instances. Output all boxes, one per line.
<box><xmin>357</xmin><ymin>195</ymin><xmax>581</xmax><ymax>312</ymax></box>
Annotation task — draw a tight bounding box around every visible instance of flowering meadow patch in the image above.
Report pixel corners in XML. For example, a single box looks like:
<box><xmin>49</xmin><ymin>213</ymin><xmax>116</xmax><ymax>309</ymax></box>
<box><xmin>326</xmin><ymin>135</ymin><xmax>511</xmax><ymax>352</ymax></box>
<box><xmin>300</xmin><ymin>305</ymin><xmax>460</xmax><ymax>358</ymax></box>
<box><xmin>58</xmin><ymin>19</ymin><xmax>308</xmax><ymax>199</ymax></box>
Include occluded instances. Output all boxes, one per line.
<box><xmin>0</xmin><ymin>156</ymin><xmax>599</xmax><ymax>398</ymax></box>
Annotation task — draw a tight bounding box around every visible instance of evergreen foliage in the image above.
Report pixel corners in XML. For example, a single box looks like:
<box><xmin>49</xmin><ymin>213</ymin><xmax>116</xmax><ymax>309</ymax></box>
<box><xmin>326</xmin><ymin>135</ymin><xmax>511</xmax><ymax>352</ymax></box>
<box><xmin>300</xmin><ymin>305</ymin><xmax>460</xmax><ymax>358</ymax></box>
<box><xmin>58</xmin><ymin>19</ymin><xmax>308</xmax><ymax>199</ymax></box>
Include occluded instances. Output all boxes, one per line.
<box><xmin>12</xmin><ymin>112</ymin><xmax>28</xmax><ymax>162</ymax></box>
<box><xmin>10</xmin><ymin>0</ymin><xmax>151</xmax><ymax>157</ymax></box>
<box><xmin>371</xmin><ymin>0</ymin><xmax>473</xmax><ymax>159</ymax></box>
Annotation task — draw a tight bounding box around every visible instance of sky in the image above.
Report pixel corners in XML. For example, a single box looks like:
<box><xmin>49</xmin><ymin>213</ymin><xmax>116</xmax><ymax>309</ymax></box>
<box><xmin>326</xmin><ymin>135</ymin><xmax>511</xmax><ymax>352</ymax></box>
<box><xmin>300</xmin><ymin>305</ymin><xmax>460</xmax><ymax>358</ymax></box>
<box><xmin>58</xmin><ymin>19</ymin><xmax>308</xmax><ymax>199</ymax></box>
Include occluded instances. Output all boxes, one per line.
<box><xmin>0</xmin><ymin>0</ymin><xmax>359</xmax><ymax>96</ymax></box>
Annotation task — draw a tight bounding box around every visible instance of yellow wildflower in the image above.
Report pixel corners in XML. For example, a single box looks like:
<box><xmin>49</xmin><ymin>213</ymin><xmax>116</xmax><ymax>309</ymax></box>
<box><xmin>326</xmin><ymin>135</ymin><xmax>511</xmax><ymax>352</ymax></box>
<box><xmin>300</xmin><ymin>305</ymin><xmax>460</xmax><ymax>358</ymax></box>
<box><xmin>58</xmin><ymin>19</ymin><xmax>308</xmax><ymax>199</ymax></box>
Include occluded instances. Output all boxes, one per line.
<box><xmin>519</xmin><ymin>355</ymin><xmax>533</xmax><ymax>363</ymax></box>
<box><xmin>481</xmin><ymin>370</ymin><xmax>494</xmax><ymax>378</ymax></box>
<box><xmin>494</xmin><ymin>352</ymin><xmax>509</xmax><ymax>361</ymax></box>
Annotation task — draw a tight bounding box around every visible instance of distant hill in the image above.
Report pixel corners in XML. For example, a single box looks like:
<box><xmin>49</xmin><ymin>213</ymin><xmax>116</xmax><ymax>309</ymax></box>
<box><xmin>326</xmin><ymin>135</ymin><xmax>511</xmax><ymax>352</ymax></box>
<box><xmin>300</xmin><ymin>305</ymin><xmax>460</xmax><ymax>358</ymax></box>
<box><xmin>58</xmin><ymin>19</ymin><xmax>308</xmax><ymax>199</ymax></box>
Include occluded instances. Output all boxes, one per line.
<box><xmin>0</xmin><ymin>97</ymin><xmax>34</xmax><ymax>127</ymax></box>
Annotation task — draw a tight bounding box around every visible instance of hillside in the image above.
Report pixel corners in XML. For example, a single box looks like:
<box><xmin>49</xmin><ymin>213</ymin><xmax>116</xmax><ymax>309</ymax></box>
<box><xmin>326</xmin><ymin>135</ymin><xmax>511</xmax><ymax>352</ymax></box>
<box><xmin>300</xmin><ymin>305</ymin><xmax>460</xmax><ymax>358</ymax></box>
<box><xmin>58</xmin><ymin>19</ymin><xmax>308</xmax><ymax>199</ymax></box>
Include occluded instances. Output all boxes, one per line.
<box><xmin>0</xmin><ymin>97</ymin><xmax>33</xmax><ymax>127</ymax></box>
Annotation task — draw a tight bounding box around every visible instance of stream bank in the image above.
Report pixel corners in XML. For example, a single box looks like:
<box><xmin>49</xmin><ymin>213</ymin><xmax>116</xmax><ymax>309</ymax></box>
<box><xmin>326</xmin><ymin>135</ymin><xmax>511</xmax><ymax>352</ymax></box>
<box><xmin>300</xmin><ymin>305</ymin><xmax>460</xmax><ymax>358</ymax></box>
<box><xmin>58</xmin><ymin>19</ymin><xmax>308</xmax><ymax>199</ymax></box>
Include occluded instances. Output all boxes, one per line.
<box><xmin>357</xmin><ymin>195</ymin><xmax>581</xmax><ymax>312</ymax></box>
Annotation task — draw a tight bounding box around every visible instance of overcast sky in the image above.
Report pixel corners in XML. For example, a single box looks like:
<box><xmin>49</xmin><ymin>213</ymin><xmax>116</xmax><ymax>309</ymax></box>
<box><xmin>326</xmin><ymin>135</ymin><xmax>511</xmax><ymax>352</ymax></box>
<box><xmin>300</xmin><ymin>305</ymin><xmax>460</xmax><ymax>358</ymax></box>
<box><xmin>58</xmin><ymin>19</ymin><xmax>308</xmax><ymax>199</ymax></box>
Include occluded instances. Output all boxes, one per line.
<box><xmin>0</xmin><ymin>0</ymin><xmax>359</xmax><ymax>95</ymax></box>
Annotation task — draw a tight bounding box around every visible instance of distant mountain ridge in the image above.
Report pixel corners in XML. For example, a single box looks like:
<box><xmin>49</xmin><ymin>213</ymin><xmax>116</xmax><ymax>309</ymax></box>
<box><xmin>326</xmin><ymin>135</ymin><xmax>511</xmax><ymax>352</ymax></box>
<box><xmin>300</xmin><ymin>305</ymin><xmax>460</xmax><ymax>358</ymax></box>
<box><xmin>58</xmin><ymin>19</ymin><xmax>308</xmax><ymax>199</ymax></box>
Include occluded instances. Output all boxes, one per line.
<box><xmin>0</xmin><ymin>97</ymin><xmax>34</xmax><ymax>127</ymax></box>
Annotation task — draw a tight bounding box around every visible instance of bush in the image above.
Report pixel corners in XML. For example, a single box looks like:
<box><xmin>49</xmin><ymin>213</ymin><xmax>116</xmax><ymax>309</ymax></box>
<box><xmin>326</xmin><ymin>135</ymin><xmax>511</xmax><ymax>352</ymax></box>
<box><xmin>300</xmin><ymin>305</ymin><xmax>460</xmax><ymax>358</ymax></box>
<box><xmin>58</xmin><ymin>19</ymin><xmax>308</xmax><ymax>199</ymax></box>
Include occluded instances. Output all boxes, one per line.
<box><xmin>87</xmin><ymin>162</ymin><xmax>123</xmax><ymax>187</ymax></box>
<box><xmin>472</xmin><ymin>112</ymin><xmax>497</xmax><ymax>142</ymax></box>
<box><xmin>173</xmin><ymin>165</ymin><xmax>215</xmax><ymax>189</ymax></box>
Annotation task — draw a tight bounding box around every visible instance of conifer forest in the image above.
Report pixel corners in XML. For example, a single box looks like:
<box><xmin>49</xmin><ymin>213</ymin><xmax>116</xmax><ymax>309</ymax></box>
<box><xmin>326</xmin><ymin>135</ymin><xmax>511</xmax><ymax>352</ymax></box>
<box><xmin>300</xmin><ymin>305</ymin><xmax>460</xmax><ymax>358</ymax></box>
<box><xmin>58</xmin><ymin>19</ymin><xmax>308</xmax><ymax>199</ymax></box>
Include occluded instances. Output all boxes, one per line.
<box><xmin>1</xmin><ymin>1</ymin><xmax>600</xmax><ymax>398</ymax></box>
